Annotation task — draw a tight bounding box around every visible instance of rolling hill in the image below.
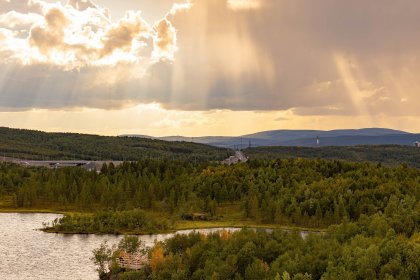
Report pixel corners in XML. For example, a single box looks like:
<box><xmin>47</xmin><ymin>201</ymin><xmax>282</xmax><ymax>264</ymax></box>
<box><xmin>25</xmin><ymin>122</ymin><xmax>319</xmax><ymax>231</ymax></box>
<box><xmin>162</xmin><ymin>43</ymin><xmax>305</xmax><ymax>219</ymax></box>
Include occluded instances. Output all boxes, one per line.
<box><xmin>0</xmin><ymin>127</ymin><xmax>232</xmax><ymax>162</ymax></box>
<box><xmin>2</xmin><ymin>127</ymin><xmax>418</xmax><ymax>167</ymax></box>
<box><xmin>123</xmin><ymin>128</ymin><xmax>418</xmax><ymax>148</ymax></box>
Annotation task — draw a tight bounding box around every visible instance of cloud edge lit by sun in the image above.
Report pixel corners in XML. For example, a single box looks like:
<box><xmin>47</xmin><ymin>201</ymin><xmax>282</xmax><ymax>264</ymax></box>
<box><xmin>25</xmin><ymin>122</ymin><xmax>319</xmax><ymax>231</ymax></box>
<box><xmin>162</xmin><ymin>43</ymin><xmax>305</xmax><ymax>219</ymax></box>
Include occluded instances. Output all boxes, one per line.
<box><xmin>0</xmin><ymin>0</ymin><xmax>192</xmax><ymax>69</ymax></box>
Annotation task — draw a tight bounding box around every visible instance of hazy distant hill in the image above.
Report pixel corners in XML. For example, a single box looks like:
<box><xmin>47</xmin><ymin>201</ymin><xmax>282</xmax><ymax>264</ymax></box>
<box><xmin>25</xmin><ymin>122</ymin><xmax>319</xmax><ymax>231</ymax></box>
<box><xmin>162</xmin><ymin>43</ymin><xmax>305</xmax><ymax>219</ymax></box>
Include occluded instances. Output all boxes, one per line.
<box><xmin>280</xmin><ymin>134</ymin><xmax>420</xmax><ymax>147</ymax></box>
<box><xmin>122</xmin><ymin>135</ymin><xmax>238</xmax><ymax>146</ymax></box>
<box><xmin>1</xmin><ymin>127</ymin><xmax>418</xmax><ymax>166</ymax></box>
<box><xmin>123</xmin><ymin>128</ymin><xmax>418</xmax><ymax>148</ymax></box>
<box><xmin>245</xmin><ymin>145</ymin><xmax>420</xmax><ymax>168</ymax></box>
<box><xmin>0</xmin><ymin>127</ymin><xmax>232</xmax><ymax>162</ymax></box>
<box><xmin>243</xmin><ymin>128</ymin><xmax>408</xmax><ymax>140</ymax></box>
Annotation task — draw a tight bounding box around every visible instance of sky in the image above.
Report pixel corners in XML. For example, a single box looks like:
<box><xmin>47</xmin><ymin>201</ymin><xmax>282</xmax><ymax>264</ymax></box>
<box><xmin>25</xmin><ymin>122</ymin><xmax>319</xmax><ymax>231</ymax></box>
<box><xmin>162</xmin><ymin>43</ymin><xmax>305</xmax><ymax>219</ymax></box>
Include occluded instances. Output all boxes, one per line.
<box><xmin>0</xmin><ymin>0</ymin><xmax>419</xmax><ymax>136</ymax></box>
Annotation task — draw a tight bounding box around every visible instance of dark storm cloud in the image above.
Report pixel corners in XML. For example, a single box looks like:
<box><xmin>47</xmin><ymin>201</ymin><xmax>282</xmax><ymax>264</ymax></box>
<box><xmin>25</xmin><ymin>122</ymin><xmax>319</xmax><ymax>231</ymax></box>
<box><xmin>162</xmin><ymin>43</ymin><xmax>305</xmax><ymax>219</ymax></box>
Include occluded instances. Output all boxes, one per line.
<box><xmin>159</xmin><ymin>0</ymin><xmax>420</xmax><ymax>115</ymax></box>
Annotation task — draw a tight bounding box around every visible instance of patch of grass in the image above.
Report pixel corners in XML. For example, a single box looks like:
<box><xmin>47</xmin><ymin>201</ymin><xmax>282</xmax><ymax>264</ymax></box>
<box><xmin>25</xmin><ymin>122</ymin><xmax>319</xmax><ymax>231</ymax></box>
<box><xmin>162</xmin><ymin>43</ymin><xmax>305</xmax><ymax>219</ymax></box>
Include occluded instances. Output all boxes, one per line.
<box><xmin>175</xmin><ymin>203</ymin><xmax>326</xmax><ymax>233</ymax></box>
<box><xmin>175</xmin><ymin>219</ymin><xmax>326</xmax><ymax>233</ymax></box>
<box><xmin>216</xmin><ymin>204</ymin><xmax>245</xmax><ymax>220</ymax></box>
<box><xmin>0</xmin><ymin>195</ymin><xmax>12</xmax><ymax>208</ymax></box>
<box><xmin>0</xmin><ymin>202</ymin><xmax>326</xmax><ymax>234</ymax></box>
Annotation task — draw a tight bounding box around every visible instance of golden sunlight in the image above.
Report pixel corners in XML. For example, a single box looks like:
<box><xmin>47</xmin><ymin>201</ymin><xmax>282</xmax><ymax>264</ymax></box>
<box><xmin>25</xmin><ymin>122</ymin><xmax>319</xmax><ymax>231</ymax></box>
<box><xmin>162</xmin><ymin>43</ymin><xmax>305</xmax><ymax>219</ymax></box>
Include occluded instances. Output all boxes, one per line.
<box><xmin>227</xmin><ymin>0</ymin><xmax>261</xmax><ymax>10</ymax></box>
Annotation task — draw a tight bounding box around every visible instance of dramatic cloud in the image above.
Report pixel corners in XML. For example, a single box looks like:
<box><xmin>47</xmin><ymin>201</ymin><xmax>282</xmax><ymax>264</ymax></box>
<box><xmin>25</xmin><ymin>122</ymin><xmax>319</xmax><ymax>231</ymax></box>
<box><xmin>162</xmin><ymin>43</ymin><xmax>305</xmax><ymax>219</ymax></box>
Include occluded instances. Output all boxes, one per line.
<box><xmin>0</xmin><ymin>0</ymin><xmax>419</xmax><ymax>127</ymax></box>
<box><xmin>0</xmin><ymin>10</ymin><xmax>43</xmax><ymax>29</ymax></box>
<box><xmin>0</xmin><ymin>27</ymin><xmax>11</xmax><ymax>41</ymax></box>
<box><xmin>29</xmin><ymin>7</ymin><xmax>69</xmax><ymax>54</ymax></box>
<box><xmin>0</xmin><ymin>0</ymin><xmax>45</xmax><ymax>14</ymax></box>
<box><xmin>99</xmin><ymin>11</ymin><xmax>149</xmax><ymax>57</ymax></box>
<box><xmin>152</xmin><ymin>18</ymin><xmax>177</xmax><ymax>60</ymax></box>
<box><xmin>0</xmin><ymin>0</ymin><xmax>179</xmax><ymax>67</ymax></box>
<box><xmin>67</xmin><ymin>0</ymin><xmax>98</xmax><ymax>11</ymax></box>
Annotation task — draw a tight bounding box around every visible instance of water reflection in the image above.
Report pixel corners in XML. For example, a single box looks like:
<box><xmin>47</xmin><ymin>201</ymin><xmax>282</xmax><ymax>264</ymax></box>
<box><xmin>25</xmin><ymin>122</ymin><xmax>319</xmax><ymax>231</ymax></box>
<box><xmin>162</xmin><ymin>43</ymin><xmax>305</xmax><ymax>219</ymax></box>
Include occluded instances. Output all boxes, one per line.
<box><xmin>0</xmin><ymin>213</ymin><xmax>315</xmax><ymax>280</ymax></box>
<box><xmin>1</xmin><ymin>213</ymin><xmax>119</xmax><ymax>280</ymax></box>
<box><xmin>0</xmin><ymin>214</ymin><xmax>241</xmax><ymax>280</ymax></box>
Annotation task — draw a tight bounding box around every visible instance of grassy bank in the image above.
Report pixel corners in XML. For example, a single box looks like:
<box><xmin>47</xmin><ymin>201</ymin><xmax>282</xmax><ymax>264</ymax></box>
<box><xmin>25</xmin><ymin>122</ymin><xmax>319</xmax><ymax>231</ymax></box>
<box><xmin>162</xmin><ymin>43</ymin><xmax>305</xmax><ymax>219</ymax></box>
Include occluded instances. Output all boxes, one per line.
<box><xmin>0</xmin><ymin>208</ymin><xmax>65</xmax><ymax>214</ymax></box>
<box><xmin>41</xmin><ymin>219</ymin><xmax>326</xmax><ymax>235</ymax></box>
<box><xmin>176</xmin><ymin>220</ymin><xmax>326</xmax><ymax>233</ymax></box>
<box><xmin>0</xmin><ymin>202</ymin><xmax>327</xmax><ymax>235</ymax></box>
<box><xmin>0</xmin><ymin>196</ymin><xmax>326</xmax><ymax>234</ymax></box>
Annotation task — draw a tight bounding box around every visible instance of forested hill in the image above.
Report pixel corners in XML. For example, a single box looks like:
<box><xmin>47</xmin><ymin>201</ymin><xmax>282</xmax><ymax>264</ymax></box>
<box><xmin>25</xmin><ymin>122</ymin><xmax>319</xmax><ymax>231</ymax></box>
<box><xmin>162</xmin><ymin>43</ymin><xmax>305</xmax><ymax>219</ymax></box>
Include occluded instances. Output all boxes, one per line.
<box><xmin>0</xmin><ymin>127</ymin><xmax>231</xmax><ymax>162</ymax></box>
<box><xmin>244</xmin><ymin>145</ymin><xmax>420</xmax><ymax>168</ymax></box>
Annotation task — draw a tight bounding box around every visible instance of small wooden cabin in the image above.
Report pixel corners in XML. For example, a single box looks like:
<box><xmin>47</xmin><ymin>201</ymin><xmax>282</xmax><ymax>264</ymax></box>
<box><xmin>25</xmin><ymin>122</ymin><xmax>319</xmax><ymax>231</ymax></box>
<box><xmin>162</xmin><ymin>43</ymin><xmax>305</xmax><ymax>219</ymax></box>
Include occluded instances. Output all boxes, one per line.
<box><xmin>116</xmin><ymin>250</ymin><xmax>148</xmax><ymax>270</ymax></box>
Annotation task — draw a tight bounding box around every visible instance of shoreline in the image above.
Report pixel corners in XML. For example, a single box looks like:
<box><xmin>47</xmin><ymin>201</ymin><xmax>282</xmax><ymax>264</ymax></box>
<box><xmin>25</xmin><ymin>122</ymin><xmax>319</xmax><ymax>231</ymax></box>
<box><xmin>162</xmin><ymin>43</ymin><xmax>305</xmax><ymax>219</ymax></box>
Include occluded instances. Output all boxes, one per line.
<box><xmin>0</xmin><ymin>208</ymin><xmax>71</xmax><ymax>215</ymax></box>
<box><xmin>41</xmin><ymin>225</ymin><xmax>326</xmax><ymax>235</ymax></box>
<box><xmin>1</xmin><ymin>208</ymin><xmax>327</xmax><ymax>235</ymax></box>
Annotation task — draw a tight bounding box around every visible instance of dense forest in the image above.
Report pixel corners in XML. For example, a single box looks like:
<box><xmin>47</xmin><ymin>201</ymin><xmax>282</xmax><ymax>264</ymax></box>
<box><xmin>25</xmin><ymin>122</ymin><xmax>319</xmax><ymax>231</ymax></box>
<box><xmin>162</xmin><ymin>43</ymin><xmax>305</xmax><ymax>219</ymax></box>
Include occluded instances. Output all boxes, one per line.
<box><xmin>0</xmin><ymin>158</ymin><xmax>419</xmax><ymax>235</ymax></box>
<box><xmin>96</xmin><ymin>218</ymin><xmax>420</xmax><ymax>280</ymax></box>
<box><xmin>244</xmin><ymin>145</ymin><xmax>420</xmax><ymax>168</ymax></box>
<box><xmin>0</xmin><ymin>127</ymin><xmax>231</xmax><ymax>162</ymax></box>
<box><xmin>1</xmin><ymin>156</ymin><xmax>419</xmax><ymax>279</ymax></box>
<box><xmin>77</xmin><ymin>158</ymin><xmax>418</xmax><ymax>280</ymax></box>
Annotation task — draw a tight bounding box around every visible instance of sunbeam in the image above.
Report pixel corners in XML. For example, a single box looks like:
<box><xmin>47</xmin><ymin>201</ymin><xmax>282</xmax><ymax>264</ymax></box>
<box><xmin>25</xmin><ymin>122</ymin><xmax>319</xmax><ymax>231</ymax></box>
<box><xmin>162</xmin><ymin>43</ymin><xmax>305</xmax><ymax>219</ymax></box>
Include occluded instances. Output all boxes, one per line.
<box><xmin>0</xmin><ymin>0</ymin><xmax>418</xmax><ymax>134</ymax></box>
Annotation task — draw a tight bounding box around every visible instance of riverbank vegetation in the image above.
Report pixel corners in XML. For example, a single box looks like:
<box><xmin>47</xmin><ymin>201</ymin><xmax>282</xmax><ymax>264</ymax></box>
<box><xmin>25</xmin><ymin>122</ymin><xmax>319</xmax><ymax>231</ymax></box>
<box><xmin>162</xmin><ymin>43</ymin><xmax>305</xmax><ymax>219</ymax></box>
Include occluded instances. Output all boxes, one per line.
<box><xmin>45</xmin><ymin>209</ymin><xmax>173</xmax><ymax>234</ymax></box>
<box><xmin>1</xmin><ymin>157</ymin><xmax>419</xmax><ymax>235</ymax></box>
<box><xmin>98</xmin><ymin>214</ymin><xmax>420</xmax><ymax>280</ymax></box>
<box><xmin>1</xmin><ymin>155</ymin><xmax>419</xmax><ymax>278</ymax></box>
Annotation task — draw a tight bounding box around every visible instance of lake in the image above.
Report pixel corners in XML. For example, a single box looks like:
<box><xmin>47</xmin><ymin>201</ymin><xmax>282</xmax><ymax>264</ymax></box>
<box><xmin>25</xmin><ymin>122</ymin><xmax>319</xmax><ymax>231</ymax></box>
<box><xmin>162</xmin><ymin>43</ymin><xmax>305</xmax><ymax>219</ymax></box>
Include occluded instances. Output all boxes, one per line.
<box><xmin>0</xmin><ymin>213</ymin><xmax>313</xmax><ymax>280</ymax></box>
<box><xmin>0</xmin><ymin>213</ymin><xmax>243</xmax><ymax>280</ymax></box>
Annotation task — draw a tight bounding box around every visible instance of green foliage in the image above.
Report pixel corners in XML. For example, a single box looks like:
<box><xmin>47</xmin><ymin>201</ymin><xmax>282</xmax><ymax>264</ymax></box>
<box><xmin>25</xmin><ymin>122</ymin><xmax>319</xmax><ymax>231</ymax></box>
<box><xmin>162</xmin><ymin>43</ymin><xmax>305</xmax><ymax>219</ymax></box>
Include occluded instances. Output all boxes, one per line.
<box><xmin>91</xmin><ymin>237</ymin><xmax>148</xmax><ymax>280</ymax></box>
<box><xmin>48</xmin><ymin>209</ymin><xmax>172</xmax><ymax>234</ymax></box>
<box><xmin>1</xmin><ymin>157</ymin><xmax>419</xmax><ymax>235</ymax></box>
<box><xmin>119</xmin><ymin>270</ymin><xmax>148</xmax><ymax>280</ymax></box>
<box><xmin>118</xmin><ymin>235</ymin><xmax>147</xmax><ymax>254</ymax></box>
<box><xmin>62</xmin><ymin>156</ymin><xmax>418</xmax><ymax>279</ymax></box>
<box><xmin>0</xmin><ymin>127</ymin><xmax>231</xmax><ymax>162</ymax></box>
<box><xmin>244</xmin><ymin>145</ymin><xmax>420</xmax><ymax>168</ymax></box>
<box><xmin>104</xmin><ymin>214</ymin><xmax>420</xmax><ymax>279</ymax></box>
<box><xmin>193</xmin><ymin>159</ymin><xmax>419</xmax><ymax>233</ymax></box>
<box><xmin>91</xmin><ymin>241</ymin><xmax>113</xmax><ymax>278</ymax></box>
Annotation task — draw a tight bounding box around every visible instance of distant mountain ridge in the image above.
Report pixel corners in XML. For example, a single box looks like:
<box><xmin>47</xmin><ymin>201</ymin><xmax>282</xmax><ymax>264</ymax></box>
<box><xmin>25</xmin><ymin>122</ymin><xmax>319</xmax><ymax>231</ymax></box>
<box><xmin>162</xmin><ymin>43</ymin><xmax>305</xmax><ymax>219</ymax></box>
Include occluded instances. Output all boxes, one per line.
<box><xmin>122</xmin><ymin>128</ymin><xmax>418</xmax><ymax>148</ymax></box>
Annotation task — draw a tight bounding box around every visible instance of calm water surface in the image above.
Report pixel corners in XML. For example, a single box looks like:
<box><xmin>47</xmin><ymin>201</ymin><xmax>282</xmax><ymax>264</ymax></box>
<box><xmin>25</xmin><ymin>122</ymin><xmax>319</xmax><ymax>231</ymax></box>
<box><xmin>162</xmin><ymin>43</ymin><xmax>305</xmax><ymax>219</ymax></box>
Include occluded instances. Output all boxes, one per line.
<box><xmin>0</xmin><ymin>213</ymin><xmax>241</xmax><ymax>280</ymax></box>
